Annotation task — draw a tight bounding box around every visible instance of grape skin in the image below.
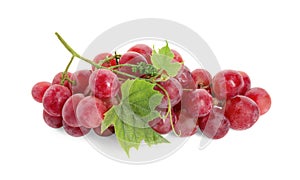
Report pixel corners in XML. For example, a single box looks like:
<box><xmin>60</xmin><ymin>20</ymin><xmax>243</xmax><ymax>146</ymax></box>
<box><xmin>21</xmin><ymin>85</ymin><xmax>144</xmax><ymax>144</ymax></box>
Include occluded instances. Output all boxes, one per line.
<box><xmin>32</xmin><ymin>81</ymin><xmax>51</xmax><ymax>103</ymax></box>
<box><xmin>63</xmin><ymin>121</ymin><xmax>91</xmax><ymax>137</ymax></box>
<box><xmin>62</xmin><ymin>94</ymin><xmax>85</xmax><ymax>127</ymax></box>
<box><xmin>175</xmin><ymin>66</ymin><xmax>196</xmax><ymax>89</ymax></box>
<box><xmin>148</xmin><ymin>108</ymin><xmax>177</xmax><ymax>134</ymax></box>
<box><xmin>76</xmin><ymin>96</ymin><xmax>108</xmax><ymax>128</ymax></box>
<box><xmin>238</xmin><ymin>71</ymin><xmax>251</xmax><ymax>95</ymax></box>
<box><xmin>52</xmin><ymin>72</ymin><xmax>72</xmax><ymax>89</ymax></box>
<box><xmin>43</xmin><ymin>110</ymin><xmax>63</xmax><ymax>128</ymax></box>
<box><xmin>43</xmin><ymin>84</ymin><xmax>71</xmax><ymax>117</ymax></box>
<box><xmin>174</xmin><ymin>112</ymin><xmax>198</xmax><ymax>137</ymax></box>
<box><xmin>225</xmin><ymin>95</ymin><xmax>260</xmax><ymax>130</ymax></box>
<box><xmin>245</xmin><ymin>87</ymin><xmax>271</xmax><ymax>115</ymax></box>
<box><xmin>191</xmin><ymin>69</ymin><xmax>212</xmax><ymax>89</ymax></box>
<box><xmin>92</xmin><ymin>53</ymin><xmax>116</xmax><ymax>70</ymax></box>
<box><xmin>93</xmin><ymin>125</ymin><xmax>115</xmax><ymax>137</ymax></box>
<box><xmin>128</xmin><ymin>44</ymin><xmax>152</xmax><ymax>64</ymax></box>
<box><xmin>69</xmin><ymin>70</ymin><xmax>92</xmax><ymax>95</ymax></box>
<box><xmin>171</xmin><ymin>49</ymin><xmax>183</xmax><ymax>63</ymax></box>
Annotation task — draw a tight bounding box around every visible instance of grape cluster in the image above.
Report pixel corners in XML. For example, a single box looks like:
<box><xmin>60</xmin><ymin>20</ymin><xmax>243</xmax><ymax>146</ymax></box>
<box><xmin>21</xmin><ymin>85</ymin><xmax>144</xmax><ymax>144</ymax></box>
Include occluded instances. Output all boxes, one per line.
<box><xmin>31</xmin><ymin>38</ymin><xmax>271</xmax><ymax>142</ymax></box>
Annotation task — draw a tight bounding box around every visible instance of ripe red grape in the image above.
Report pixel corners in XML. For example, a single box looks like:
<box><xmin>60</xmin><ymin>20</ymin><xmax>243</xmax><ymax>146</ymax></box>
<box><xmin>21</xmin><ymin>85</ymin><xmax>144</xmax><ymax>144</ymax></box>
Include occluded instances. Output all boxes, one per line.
<box><xmin>43</xmin><ymin>84</ymin><xmax>71</xmax><ymax>117</ymax></box>
<box><xmin>245</xmin><ymin>87</ymin><xmax>271</xmax><ymax>115</ymax></box>
<box><xmin>128</xmin><ymin>44</ymin><xmax>152</xmax><ymax>64</ymax></box>
<box><xmin>174</xmin><ymin>112</ymin><xmax>198</xmax><ymax>137</ymax></box>
<box><xmin>89</xmin><ymin>69</ymin><xmax>120</xmax><ymax>99</ymax></box>
<box><xmin>155</xmin><ymin>78</ymin><xmax>183</xmax><ymax>108</ymax></box>
<box><xmin>118</xmin><ymin>51</ymin><xmax>148</xmax><ymax>79</ymax></box>
<box><xmin>175</xmin><ymin>66</ymin><xmax>196</xmax><ymax>89</ymax></box>
<box><xmin>181</xmin><ymin>89</ymin><xmax>213</xmax><ymax>117</ymax></box>
<box><xmin>32</xmin><ymin>81</ymin><xmax>51</xmax><ymax>103</ymax></box>
<box><xmin>212</xmin><ymin>70</ymin><xmax>244</xmax><ymax>100</ymax></box>
<box><xmin>92</xmin><ymin>52</ymin><xmax>117</xmax><ymax>70</ymax></box>
<box><xmin>198</xmin><ymin>108</ymin><xmax>230</xmax><ymax>139</ymax></box>
<box><xmin>191</xmin><ymin>69</ymin><xmax>212</xmax><ymax>89</ymax></box>
<box><xmin>171</xmin><ymin>49</ymin><xmax>183</xmax><ymax>63</ymax></box>
<box><xmin>69</xmin><ymin>69</ymin><xmax>92</xmax><ymax>95</ymax></box>
<box><xmin>238</xmin><ymin>71</ymin><xmax>251</xmax><ymax>95</ymax></box>
<box><xmin>43</xmin><ymin>110</ymin><xmax>63</xmax><ymax>128</ymax></box>
<box><xmin>148</xmin><ymin>108</ymin><xmax>177</xmax><ymax>134</ymax></box>
<box><xmin>93</xmin><ymin>125</ymin><xmax>115</xmax><ymax>136</ymax></box>
<box><xmin>76</xmin><ymin>96</ymin><xmax>108</xmax><ymax>128</ymax></box>
<box><xmin>63</xmin><ymin>121</ymin><xmax>91</xmax><ymax>137</ymax></box>
<box><xmin>225</xmin><ymin>95</ymin><xmax>260</xmax><ymax>130</ymax></box>
<box><xmin>52</xmin><ymin>72</ymin><xmax>72</xmax><ymax>89</ymax></box>
<box><xmin>62</xmin><ymin>94</ymin><xmax>85</xmax><ymax>127</ymax></box>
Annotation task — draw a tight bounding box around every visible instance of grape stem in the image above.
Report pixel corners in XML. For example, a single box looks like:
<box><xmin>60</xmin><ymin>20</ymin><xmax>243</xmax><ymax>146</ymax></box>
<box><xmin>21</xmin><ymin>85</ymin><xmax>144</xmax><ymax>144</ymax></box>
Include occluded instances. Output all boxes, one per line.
<box><xmin>60</xmin><ymin>55</ymin><xmax>75</xmax><ymax>85</ymax></box>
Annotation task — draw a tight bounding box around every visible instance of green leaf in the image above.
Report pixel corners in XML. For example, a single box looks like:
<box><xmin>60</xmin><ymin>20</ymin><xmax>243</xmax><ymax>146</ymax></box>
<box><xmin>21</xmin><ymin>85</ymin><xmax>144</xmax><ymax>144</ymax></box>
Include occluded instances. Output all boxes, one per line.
<box><xmin>101</xmin><ymin>79</ymin><xmax>169</xmax><ymax>156</ymax></box>
<box><xmin>151</xmin><ymin>41</ymin><xmax>181</xmax><ymax>77</ymax></box>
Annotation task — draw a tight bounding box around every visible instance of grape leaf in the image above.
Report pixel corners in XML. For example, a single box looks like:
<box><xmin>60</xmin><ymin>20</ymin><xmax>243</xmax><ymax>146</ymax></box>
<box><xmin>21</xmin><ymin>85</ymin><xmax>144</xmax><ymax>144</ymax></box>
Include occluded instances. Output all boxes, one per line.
<box><xmin>101</xmin><ymin>79</ymin><xmax>169</xmax><ymax>156</ymax></box>
<box><xmin>151</xmin><ymin>42</ymin><xmax>181</xmax><ymax>77</ymax></box>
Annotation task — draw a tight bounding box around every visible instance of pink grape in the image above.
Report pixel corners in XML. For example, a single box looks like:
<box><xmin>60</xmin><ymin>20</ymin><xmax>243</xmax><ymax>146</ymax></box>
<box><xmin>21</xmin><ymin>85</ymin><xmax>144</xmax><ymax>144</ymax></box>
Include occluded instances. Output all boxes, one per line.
<box><xmin>69</xmin><ymin>70</ymin><xmax>92</xmax><ymax>95</ymax></box>
<box><xmin>76</xmin><ymin>96</ymin><xmax>108</xmax><ymax>128</ymax></box>
<box><xmin>171</xmin><ymin>49</ymin><xmax>183</xmax><ymax>63</ymax></box>
<box><xmin>52</xmin><ymin>72</ymin><xmax>72</xmax><ymax>89</ymax></box>
<box><xmin>62</xmin><ymin>94</ymin><xmax>85</xmax><ymax>127</ymax></box>
<box><xmin>238</xmin><ymin>71</ymin><xmax>251</xmax><ymax>95</ymax></box>
<box><xmin>245</xmin><ymin>87</ymin><xmax>271</xmax><ymax>115</ymax></box>
<box><xmin>32</xmin><ymin>81</ymin><xmax>51</xmax><ymax>103</ymax></box>
<box><xmin>43</xmin><ymin>110</ymin><xmax>63</xmax><ymax>128</ymax></box>
<box><xmin>155</xmin><ymin>78</ymin><xmax>183</xmax><ymax>108</ymax></box>
<box><xmin>63</xmin><ymin>121</ymin><xmax>91</xmax><ymax>137</ymax></box>
<box><xmin>128</xmin><ymin>44</ymin><xmax>152</xmax><ymax>64</ymax></box>
<box><xmin>92</xmin><ymin>52</ymin><xmax>117</xmax><ymax>70</ymax></box>
<box><xmin>212</xmin><ymin>70</ymin><xmax>244</xmax><ymax>100</ymax></box>
<box><xmin>225</xmin><ymin>95</ymin><xmax>260</xmax><ymax>130</ymax></box>
<box><xmin>191</xmin><ymin>69</ymin><xmax>212</xmax><ymax>89</ymax></box>
<box><xmin>198</xmin><ymin>108</ymin><xmax>230</xmax><ymax>139</ymax></box>
<box><xmin>43</xmin><ymin>84</ymin><xmax>71</xmax><ymax>117</ymax></box>
<box><xmin>89</xmin><ymin>69</ymin><xmax>120</xmax><ymax>99</ymax></box>
<box><xmin>93</xmin><ymin>125</ymin><xmax>115</xmax><ymax>136</ymax></box>
<box><xmin>174</xmin><ymin>112</ymin><xmax>198</xmax><ymax>137</ymax></box>
<box><xmin>148</xmin><ymin>108</ymin><xmax>177</xmax><ymax>134</ymax></box>
<box><xmin>175</xmin><ymin>66</ymin><xmax>196</xmax><ymax>89</ymax></box>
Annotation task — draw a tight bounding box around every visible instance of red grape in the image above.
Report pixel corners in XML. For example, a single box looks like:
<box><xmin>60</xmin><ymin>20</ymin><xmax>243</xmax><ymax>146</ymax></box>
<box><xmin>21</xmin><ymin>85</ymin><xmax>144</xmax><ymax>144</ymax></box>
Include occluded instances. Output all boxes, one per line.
<box><xmin>171</xmin><ymin>49</ymin><xmax>183</xmax><ymax>63</ymax></box>
<box><xmin>92</xmin><ymin>52</ymin><xmax>117</xmax><ymax>70</ymax></box>
<box><xmin>128</xmin><ymin>44</ymin><xmax>152</xmax><ymax>64</ymax></box>
<box><xmin>52</xmin><ymin>72</ymin><xmax>72</xmax><ymax>89</ymax></box>
<box><xmin>198</xmin><ymin>108</ymin><xmax>230</xmax><ymax>139</ymax></box>
<box><xmin>245</xmin><ymin>87</ymin><xmax>271</xmax><ymax>115</ymax></box>
<box><xmin>118</xmin><ymin>51</ymin><xmax>148</xmax><ymax>79</ymax></box>
<box><xmin>191</xmin><ymin>69</ymin><xmax>212</xmax><ymax>89</ymax></box>
<box><xmin>212</xmin><ymin>70</ymin><xmax>244</xmax><ymax>100</ymax></box>
<box><xmin>89</xmin><ymin>69</ymin><xmax>120</xmax><ymax>99</ymax></box>
<box><xmin>175</xmin><ymin>66</ymin><xmax>196</xmax><ymax>89</ymax></box>
<box><xmin>43</xmin><ymin>84</ymin><xmax>71</xmax><ymax>117</ymax></box>
<box><xmin>76</xmin><ymin>96</ymin><xmax>108</xmax><ymax>128</ymax></box>
<box><xmin>62</xmin><ymin>94</ymin><xmax>85</xmax><ymax>127</ymax></box>
<box><xmin>63</xmin><ymin>121</ymin><xmax>91</xmax><ymax>137</ymax></box>
<box><xmin>181</xmin><ymin>89</ymin><xmax>213</xmax><ymax>117</ymax></box>
<box><xmin>93</xmin><ymin>125</ymin><xmax>115</xmax><ymax>136</ymax></box>
<box><xmin>238</xmin><ymin>71</ymin><xmax>251</xmax><ymax>95</ymax></box>
<box><xmin>69</xmin><ymin>70</ymin><xmax>92</xmax><ymax>95</ymax></box>
<box><xmin>155</xmin><ymin>78</ymin><xmax>183</xmax><ymax>108</ymax></box>
<box><xmin>225</xmin><ymin>95</ymin><xmax>260</xmax><ymax>130</ymax></box>
<box><xmin>32</xmin><ymin>81</ymin><xmax>51</xmax><ymax>103</ymax></box>
<box><xmin>43</xmin><ymin>110</ymin><xmax>63</xmax><ymax>128</ymax></box>
<box><xmin>174</xmin><ymin>112</ymin><xmax>198</xmax><ymax>137</ymax></box>
<box><xmin>148</xmin><ymin>108</ymin><xmax>177</xmax><ymax>134</ymax></box>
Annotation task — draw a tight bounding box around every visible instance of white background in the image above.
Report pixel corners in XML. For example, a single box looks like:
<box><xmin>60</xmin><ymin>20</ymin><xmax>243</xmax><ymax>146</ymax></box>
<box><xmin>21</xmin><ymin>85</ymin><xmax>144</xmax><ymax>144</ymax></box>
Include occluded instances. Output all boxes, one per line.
<box><xmin>1</xmin><ymin>0</ymin><xmax>299</xmax><ymax>179</ymax></box>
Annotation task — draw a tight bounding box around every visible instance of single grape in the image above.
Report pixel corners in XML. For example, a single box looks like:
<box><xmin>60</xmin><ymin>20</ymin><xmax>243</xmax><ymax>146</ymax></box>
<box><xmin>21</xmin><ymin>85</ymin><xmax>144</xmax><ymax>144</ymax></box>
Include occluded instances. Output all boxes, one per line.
<box><xmin>181</xmin><ymin>89</ymin><xmax>213</xmax><ymax>117</ymax></box>
<box><xmin>175</xmin><ymin>66</ymin><xmax>196</xmax><ymax>89</ymax></box>
<box><xmin>62</xmin><ymin>94</ymin><xmax>85</xmax><ymax>127</ymax></box>
<box><xmin>89</xmin><ymin>69</ymin><xmax>120</xmax><ymax>99</ymax></box>
<box><xmin>212</xmin><ymin>70</ymin><xmax>244</xmax><ymax>100</ymax></box>
<box><xmin>93</xmin><ymin>125</ymin><xmax>115</xmax><ymax>137</ymax></box>
<box><xmin>118</xmin><ymin>51</ymin><xmax>148</xmax><ymax>79</ymax></box>
<box><xmin>191</xmin><ymin>69</ymin><xmax>212</xmax><ymax>89</ymax></box>
<box><xmin>32</xmin><ymin>81</ymin><xmax>51</xmax><ymax>103</ymax></box>
<box><xmin>245</xmin><ymin>87</ymin><xmax>271</xmax><ymax>115</ymax></box>
<box><xmin>43</xmin><ymin>84</ymin><xmax>71</xmax><ymax>117</ymax></box>
<box><xmin>92</xmin><ymin>52</ymin><xmax>117</xmax><ymax>70</ymax></box>
<box><xmin>174</xmin><ymin>112</ymin><xmax>198</xmax><ymax>137</ymax></box>
<box><xmin>198</xmin><ymin>108</ymin><xmax>230</xmax><ymax>139</ymax></box>
<box><xmin>69</xmin><ymin>70</ymin><xmax>92</xmax><ymax>95</ymax></box>
<box><xmin>128</xmin><ymin>44</ymin><xmax>152</xmax><ymax>64</ymax></box>
<box><xmin>155</xmin><ymin>78</ymin><xmax>183</xmax><ymax>108</ymax></box>
<box><xmin>148</xmin><ymin>108</ymin><xmax>177</xmax><ymax>134</ymax></box>
<box><xmin>171</xmin><ymin>49</ymin><xmax>183</xmax><ymax>63</ymax></box>
<box><xmin>52</xmin><ymin>72</ymin><xmax>72</xmax><ymax>89</ymax></box>
<box><xmin>76</xmin><ymin>96</ymin><xmax>108</xmax><ymax>128</ymax></box>
<box><xmin>63</xmin><ymin>121</ymin><xmax>91</xmax><ymax>137</ymax></box>
<box><xmin>238</xmin><ymin>71</ymin><xmax>251</xmax><ymax>95</ymax></box>
<box><xmin>43</xmin><ymin>110</ymin><xmax>63</xmax><ymax>128</ymax></box>
<box><xmin>225</xmin><ymin>95</ymin><xmax>260</xmax><ymax>130</ymax></box>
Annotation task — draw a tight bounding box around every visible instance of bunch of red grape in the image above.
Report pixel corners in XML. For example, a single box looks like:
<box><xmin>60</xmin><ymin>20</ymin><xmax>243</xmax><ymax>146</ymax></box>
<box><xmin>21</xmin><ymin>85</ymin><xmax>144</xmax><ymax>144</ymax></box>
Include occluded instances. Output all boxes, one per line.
<box><xmin>32</xmin><ymin>38</ymin><xmax>271</xmax><ymax>142</ymax></box>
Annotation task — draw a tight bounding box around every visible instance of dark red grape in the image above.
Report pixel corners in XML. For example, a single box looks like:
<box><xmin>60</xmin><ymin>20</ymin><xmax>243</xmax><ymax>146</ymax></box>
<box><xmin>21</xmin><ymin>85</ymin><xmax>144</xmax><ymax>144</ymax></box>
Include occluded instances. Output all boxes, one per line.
<box><xmin>32</xmin><ymin>81</ymin><xmax>51</xmax><ymax>103</ymax></box>
<box><xmin>52</xmin><ymin>72</ymin><xmax>72</xmax><ymax>89</ymax></box>
<box><xmin>128</xmin><ymin>44</ymin><xmax>152</xmax><ymax>64</ymax></box>
<box><xmin>191</xmin><ymin>69</ymin><xmax>212</xmax><ymax>89</ymax></box>
<box><xmin>63</xmin><ymin>121</ymin><xmax>91</xmax><ymax>137</ymax></box>
<box><xmin>171</xmin><ymin>49</ymin><xmax>183</xmax><ymax>63</ymax></box>
<box><xmin>238</xmin><ymin>71</ymin><xmax>251</xmax><ymax>95</ymax></box>
<box><xmin>93</xmin><ymin>125</ymin><xmax>115</xmax><ymax>136</ymax></box>
<box><xmin>245</xmin><ymin>87</ymin><xmax>271</xmax><ymax>115</ymax></box>
<box><xmin>92</xmin><ymin>52</ymin><xmax>117</xmax><ymax>70</ymax></box>
<box><xmin>43</xmin><ymin>110</ymin><xmax>63</xmax><ymax>128</ymax></box>
<box><xmin>148</xmin><ymin>108</ymin><xmax>177</xmax><ymax>134</ymax></box>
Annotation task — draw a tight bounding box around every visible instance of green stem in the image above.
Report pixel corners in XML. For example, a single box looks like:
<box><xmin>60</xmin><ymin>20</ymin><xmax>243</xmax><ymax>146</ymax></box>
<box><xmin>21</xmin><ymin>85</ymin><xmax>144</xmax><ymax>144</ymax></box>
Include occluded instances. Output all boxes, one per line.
<box><xmin>60</xmin><ymin>55</ymin><xmax>75</xmax><ymax>85</ymax></box>
<box><xmin>109</xmin><ymin>64</ymin><xmax>137</xmax><ymax>69</ymax></box>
